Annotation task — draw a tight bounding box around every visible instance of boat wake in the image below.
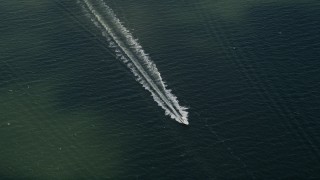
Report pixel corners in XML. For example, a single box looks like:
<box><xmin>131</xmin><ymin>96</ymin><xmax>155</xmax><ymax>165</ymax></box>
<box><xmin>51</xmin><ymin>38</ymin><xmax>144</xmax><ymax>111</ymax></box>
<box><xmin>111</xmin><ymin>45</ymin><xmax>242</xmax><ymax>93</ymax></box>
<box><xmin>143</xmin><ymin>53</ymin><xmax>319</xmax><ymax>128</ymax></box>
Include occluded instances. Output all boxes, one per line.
<box><xmin>79</xmin><ymin>0</ymin><xmax>189</xmax><ymax>125</ymax></box>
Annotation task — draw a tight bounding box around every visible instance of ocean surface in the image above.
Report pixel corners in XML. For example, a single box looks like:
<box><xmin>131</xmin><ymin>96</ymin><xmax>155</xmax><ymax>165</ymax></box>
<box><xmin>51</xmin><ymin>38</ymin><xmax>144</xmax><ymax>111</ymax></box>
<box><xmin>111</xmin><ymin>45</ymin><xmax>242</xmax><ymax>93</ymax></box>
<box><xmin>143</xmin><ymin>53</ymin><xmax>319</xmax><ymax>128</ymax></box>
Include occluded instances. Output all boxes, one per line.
<box><xmin>1</xmin><ymin>0</ymin><xmax>320</xmax><ymax>179</ymax></box>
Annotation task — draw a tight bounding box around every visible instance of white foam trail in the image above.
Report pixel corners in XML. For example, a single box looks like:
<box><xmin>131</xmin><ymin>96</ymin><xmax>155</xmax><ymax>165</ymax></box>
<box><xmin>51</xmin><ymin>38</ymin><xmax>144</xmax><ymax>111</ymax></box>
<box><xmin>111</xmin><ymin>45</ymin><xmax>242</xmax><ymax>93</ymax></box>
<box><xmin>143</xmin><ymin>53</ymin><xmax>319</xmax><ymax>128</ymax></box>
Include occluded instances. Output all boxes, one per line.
<box><xmin>79</xmin><ymin>0</ymin><xmax>189</xmax><ymax>125</ymax></box>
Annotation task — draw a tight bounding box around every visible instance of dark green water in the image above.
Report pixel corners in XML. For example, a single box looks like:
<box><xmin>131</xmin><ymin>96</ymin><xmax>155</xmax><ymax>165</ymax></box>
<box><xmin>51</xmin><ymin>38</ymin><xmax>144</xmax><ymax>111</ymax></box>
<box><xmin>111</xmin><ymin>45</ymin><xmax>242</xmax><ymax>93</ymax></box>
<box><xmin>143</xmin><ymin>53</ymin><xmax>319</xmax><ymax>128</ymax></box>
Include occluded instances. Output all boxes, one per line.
<box><xmin>1</xmin><ymin>0</ymin><xmax>320</xmax><ymax>179</ymax></box>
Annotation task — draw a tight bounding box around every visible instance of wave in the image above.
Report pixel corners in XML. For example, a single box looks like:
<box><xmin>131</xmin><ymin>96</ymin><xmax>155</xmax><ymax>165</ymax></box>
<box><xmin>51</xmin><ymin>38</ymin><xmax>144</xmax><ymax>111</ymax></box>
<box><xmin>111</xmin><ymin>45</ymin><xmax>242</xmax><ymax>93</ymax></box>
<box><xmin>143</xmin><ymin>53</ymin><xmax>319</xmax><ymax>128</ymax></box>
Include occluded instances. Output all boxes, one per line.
<box><xmin>79</xmin><ymin>0</ymin><xmax>189</xmax><ymax>125</ymax></box>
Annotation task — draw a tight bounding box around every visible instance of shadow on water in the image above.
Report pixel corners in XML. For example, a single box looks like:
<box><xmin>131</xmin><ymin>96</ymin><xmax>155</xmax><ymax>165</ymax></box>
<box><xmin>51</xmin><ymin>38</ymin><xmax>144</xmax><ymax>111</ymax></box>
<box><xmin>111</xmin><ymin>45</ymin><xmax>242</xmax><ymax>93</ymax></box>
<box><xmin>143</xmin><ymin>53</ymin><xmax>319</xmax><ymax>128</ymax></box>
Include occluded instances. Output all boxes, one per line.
<box><xmin>107</xmin><ymin>0</ymin><xmax>320</xmax><ymax>178</ymax></box>
<box><xmin>241</xmin><ymin>3</ymin><xmax>320</xmax><ymax>176</ymax></box>
<box><xmin>1</xmin><ymin>0</ymin><xmax>320</xmax><ymax>179</ymax></box>
<box><xmin>178</xmin><ymin>1</ymin><xmax>320</xmax><ymax>178</ymax></box>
